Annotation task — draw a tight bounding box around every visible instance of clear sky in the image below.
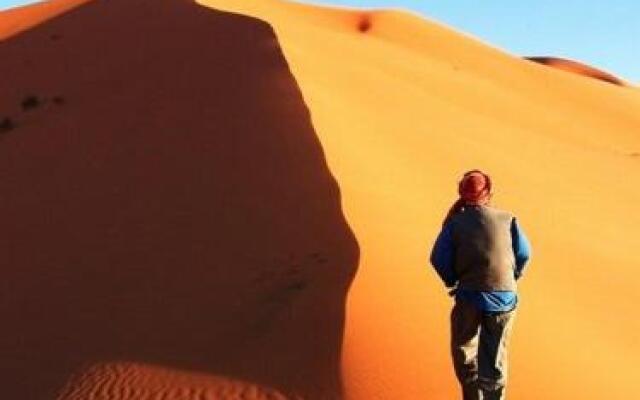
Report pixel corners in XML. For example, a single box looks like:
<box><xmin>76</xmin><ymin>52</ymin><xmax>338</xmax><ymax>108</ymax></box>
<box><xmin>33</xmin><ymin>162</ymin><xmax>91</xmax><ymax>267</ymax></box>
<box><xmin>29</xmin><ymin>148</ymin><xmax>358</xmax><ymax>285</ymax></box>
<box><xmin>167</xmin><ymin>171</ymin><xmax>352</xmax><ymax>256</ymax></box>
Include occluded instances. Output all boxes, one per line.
<box><xmin>1</xmin><ymin>0</ymin><xmax>637</xmax><ymax>82</ymax></box>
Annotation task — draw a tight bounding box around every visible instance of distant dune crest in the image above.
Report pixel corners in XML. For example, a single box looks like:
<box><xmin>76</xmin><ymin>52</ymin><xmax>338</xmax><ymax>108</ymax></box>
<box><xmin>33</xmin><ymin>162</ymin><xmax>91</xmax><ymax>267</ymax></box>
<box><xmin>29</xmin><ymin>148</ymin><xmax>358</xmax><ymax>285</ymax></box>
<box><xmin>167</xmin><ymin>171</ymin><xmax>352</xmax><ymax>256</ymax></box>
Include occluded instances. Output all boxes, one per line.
<box><xmin>525</xmin><ymin>56</ymin><xmax>627</xmax><ymax>86</ymax></box>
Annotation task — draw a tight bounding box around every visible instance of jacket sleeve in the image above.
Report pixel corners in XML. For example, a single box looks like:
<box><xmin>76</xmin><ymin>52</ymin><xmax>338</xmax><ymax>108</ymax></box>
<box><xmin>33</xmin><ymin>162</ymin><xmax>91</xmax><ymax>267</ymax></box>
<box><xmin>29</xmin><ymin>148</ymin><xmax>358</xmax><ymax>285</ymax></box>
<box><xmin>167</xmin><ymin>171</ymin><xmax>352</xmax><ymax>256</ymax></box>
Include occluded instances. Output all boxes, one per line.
<box><xmin>430</xmin><ymin>222</ymin><xmax>458</xmax><ymax>288</ymax></box>
<box><xmin>511</xmin><ymin>217</ymin><xmax>531</xmax><ymax>279</ymax></box>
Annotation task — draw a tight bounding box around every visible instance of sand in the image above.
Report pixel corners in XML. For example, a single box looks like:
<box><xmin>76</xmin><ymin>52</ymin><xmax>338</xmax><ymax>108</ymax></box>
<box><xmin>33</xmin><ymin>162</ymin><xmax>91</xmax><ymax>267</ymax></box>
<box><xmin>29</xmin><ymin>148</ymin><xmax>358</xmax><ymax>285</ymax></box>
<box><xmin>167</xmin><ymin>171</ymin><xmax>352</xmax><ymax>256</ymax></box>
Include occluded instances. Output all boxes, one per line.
<box><xmin>2</xmin><ymin>0</ymin><xmax>640</xmax><ymax>399</ymax></box>
<box><xmin>0</xmin><ymin>0</ymin><xmax>357</xmax><ymax>399</ymax></box>
<box><xmin>0</xmin><ymin>0</ymin><xmax>89</xmax><ymax>39</ymax></box>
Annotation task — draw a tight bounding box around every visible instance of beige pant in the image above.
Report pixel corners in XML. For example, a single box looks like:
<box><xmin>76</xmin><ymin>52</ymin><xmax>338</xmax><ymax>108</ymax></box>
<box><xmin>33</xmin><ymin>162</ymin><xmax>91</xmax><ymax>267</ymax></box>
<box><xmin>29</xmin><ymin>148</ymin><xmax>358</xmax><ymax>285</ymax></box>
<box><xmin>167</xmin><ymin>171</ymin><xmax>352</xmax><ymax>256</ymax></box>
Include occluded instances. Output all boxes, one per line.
<box><xmin>450</xmin><ymin>300</ymin><xmax>516</xmax><ymax>400</ymax></box>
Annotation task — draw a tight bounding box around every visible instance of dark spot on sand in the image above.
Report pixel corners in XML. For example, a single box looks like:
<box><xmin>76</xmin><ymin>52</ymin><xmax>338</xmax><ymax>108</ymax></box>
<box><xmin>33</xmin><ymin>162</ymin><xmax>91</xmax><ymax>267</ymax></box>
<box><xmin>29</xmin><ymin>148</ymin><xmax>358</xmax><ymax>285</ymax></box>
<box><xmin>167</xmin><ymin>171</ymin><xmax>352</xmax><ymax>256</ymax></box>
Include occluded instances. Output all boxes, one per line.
<box><xmin>21</xmin><ymin>95</ymin><xmax>41</xmax><ymax>111</ymax></box>
<box><xmin>52</xmin><ymin>96</ymin><xmax>66</xmax><ymax>105</ymax></box>
<box><xmin>357</xmin><ymin>15</ymin><xmax>372</xmax><ymax>33</ymax></box>
<box><xmin>286</xmin><ymin>265</ymin><xmax>301</xmax><ymax>276</ymax></box>
<box><xmin>0</xmin><ymin>117</ymin><xmax>15</xmax><ymax>133</ymax></box>
<box><xmin>630</xmin><ymin>152</ymin><xmax>640</xmax><ymax>157</ymax></box>
<box><xmin>285</xmin><ymin>281</ymin><xmax>306</xmax><ymax>292</ymax></box>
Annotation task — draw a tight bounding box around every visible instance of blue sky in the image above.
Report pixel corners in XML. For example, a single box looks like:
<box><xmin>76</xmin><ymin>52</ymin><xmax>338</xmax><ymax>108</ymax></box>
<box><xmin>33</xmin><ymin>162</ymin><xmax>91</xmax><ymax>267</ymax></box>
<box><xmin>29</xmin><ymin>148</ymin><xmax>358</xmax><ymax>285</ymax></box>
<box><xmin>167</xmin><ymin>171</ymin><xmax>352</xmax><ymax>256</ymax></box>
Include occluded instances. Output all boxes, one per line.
<box><xmin>2</xmin><ymin>0</ymin><xmax>637</xmax><ymax>82</ymax></box>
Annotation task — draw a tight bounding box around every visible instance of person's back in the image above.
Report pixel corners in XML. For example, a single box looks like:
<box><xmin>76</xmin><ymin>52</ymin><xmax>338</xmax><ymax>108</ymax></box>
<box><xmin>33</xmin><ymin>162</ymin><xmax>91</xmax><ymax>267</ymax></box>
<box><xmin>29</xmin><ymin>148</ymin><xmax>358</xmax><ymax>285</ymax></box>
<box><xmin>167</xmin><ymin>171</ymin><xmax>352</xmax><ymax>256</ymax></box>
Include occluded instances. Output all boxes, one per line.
<box><xmin>450</xmin><ymin>205</ymin><xmax>516</xmax><ymax>292</ymax></box>
<box><xmin>430</xmin><ymin>169</ymin><xmax>531</xmax><ymax>400</ymax></box>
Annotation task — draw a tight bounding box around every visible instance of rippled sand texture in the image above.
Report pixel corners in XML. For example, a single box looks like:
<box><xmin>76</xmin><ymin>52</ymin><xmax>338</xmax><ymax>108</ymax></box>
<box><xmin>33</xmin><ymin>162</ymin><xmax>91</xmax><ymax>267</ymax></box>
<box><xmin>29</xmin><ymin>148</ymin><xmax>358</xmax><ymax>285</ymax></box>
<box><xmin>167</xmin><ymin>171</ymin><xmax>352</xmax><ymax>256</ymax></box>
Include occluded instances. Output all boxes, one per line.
<box><xmin>57</xmin><ymin>363</ymin><xmax>289</xmax><ymax>400</ymax></box>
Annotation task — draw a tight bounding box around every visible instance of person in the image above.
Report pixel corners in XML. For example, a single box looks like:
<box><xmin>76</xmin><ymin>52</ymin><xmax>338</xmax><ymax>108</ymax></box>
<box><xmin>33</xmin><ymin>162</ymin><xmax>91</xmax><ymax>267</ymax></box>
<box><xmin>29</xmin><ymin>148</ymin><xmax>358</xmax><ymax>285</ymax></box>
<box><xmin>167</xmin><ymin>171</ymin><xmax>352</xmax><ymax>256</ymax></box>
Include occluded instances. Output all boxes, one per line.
<box><xmin>429</xmin><ymin>169</ymin><xmax>531</xmax><ymax>400</ymax></box>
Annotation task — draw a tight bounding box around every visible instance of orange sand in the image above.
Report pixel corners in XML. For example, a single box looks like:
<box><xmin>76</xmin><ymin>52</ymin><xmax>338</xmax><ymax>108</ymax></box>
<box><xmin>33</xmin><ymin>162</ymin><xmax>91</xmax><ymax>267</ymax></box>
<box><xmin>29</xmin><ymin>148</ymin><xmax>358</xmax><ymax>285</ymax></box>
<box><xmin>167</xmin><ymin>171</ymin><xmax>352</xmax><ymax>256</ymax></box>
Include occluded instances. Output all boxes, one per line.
<box><xmin>2</xmin><ymin>0</ymin><xmax>640</xmax><ymax>399</ymax></box>
<box><xmin>200</xmin><ymin>1</ymin><xmax>640</xmax><ymax>399</ymax></box>
<box><xmin>0</xmin><ymin>0</ymin><xmax>89</xmax><ymax>39</ymax></box>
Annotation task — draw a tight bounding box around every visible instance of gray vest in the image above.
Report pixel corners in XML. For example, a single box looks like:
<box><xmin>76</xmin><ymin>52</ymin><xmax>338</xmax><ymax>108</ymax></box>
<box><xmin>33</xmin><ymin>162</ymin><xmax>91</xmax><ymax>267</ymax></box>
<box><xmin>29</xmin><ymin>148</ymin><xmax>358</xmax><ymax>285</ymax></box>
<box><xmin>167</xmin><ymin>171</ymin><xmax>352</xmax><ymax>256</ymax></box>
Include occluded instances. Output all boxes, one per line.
<box><xmin>450</xmin><ymin>205</ymin><xmax>516</xmax><ymax>291</ymax></box>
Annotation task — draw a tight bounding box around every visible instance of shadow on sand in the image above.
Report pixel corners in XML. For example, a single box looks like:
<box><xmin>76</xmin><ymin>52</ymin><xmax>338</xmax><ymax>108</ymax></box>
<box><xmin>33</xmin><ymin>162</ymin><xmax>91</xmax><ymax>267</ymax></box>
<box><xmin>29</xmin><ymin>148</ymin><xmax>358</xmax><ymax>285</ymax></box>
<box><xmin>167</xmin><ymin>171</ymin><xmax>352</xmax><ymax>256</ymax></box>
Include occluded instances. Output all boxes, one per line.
<box><xmin>0</xmin><ymin>0</ymin><xmax>359</xmax><ymax>398</ymax></box>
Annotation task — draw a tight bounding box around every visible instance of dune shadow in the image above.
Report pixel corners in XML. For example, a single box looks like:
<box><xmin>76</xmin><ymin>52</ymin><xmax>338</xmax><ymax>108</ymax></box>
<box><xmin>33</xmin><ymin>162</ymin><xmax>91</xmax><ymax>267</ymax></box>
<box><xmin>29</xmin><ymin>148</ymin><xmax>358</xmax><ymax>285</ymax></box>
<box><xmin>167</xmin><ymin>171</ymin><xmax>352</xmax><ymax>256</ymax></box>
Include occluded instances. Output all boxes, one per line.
<box><xmin>0</xmin><ymin>0</ymin><xmax>359</xmax><ymax>399</ymax></box>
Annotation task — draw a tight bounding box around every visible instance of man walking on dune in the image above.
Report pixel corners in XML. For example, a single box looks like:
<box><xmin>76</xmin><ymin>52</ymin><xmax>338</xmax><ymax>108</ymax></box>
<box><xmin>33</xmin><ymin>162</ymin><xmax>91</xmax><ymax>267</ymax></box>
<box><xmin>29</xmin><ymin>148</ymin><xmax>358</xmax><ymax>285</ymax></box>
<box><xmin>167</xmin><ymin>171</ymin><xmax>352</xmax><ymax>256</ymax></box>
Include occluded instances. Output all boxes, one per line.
<box><xmin>429</xmin><ymin>169</ymin><xmax>531</xmax><ymax>400</ymax></box>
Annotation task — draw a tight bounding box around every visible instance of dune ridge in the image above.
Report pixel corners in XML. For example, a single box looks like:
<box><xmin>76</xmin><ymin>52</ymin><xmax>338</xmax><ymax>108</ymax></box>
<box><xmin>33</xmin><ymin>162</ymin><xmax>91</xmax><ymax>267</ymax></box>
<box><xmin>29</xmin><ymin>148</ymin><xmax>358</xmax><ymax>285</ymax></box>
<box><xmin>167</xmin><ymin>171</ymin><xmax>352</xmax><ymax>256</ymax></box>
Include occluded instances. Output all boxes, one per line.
<box><xmin>0</xmin><ymin>0</ymin><xmax>89</xmax><ymax>39</ymax></box>
<box><xmin>525</xmin><ymin>56</ymin><xmax>627</xmax><ymax>86</ymax></box>
<box><xmin>0</xmin><ymin>0</ymin><xmax>357</xmax><ymax>399</ymax></box>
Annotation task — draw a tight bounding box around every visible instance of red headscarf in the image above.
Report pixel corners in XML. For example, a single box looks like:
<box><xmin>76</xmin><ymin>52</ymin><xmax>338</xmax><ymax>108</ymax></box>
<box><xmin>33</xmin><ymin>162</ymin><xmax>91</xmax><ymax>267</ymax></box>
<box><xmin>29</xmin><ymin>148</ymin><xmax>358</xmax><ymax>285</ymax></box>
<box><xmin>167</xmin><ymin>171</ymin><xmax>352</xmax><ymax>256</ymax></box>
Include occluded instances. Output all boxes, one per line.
<box><xmin>442</xmin><ymin>169</ymin><xmax>492</xmax><ymax>227</ymax></box>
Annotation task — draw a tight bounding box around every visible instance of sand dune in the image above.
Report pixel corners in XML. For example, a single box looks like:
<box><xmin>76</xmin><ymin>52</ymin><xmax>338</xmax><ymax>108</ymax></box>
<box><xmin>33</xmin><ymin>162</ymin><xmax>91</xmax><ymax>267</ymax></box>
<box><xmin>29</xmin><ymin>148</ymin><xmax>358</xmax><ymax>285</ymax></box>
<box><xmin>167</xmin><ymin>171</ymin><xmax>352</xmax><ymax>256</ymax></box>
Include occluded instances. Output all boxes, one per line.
<box><xmin>0</xmin><ymin>0</ymin><xmax>356</xmax><ymax>399</ymax></box>
<box><xmin>2</xmin><ymin>0</ymin><xmax>640</xmax><ymax>399</ymax></box>
<box><xmin>199</xmin><ymin>1</ymin><xmax>640</xmax><ymax>399</ymax></box>
<box><xmin>525</xmin><ymin>56</ymin><xmax>627</xmax><ymax>86</ymax></box>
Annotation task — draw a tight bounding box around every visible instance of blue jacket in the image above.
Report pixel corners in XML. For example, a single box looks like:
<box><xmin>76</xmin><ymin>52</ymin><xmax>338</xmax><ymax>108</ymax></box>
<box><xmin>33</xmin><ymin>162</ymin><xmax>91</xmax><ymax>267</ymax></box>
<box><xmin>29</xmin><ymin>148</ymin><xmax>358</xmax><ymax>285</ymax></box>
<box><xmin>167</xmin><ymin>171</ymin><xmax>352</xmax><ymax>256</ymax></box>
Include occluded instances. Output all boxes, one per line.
<box><xmin>430</xmin><ymin>217</ymin><xmax>531</xmax><ymax>311</ymax></box>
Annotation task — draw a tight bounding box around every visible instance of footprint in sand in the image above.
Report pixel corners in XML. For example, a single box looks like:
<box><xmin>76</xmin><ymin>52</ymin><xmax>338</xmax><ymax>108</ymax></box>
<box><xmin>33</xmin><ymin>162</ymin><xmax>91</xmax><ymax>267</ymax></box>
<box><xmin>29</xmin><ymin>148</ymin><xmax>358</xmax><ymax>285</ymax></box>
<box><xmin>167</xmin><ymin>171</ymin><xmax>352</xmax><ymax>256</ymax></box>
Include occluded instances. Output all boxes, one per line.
<box><xmin>0</xmin><ymin>117</ymin><xmax>15</xmax><ymax>133</ymax></box>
